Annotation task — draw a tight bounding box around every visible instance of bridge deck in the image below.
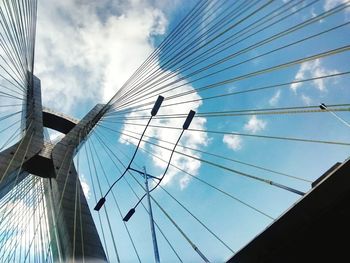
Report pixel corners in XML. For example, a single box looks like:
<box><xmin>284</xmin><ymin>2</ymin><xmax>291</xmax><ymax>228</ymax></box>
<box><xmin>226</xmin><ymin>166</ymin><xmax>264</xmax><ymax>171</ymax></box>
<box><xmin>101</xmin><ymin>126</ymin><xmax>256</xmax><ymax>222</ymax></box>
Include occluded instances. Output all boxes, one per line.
<box><xmin>227</xmin><ymin>158</ymin><xmax>350</xmax><ymax>263</ymax></box>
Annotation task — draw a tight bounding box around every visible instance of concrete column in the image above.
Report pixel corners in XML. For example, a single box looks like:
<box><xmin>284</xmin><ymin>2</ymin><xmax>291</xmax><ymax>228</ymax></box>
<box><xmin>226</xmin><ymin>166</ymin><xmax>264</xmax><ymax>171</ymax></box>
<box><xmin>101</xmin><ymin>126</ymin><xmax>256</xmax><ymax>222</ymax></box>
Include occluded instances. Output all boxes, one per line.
<box><xmin>0</xmin><ymin>75</ymin><xmax>107</xmax><ymax>262</ymax></box>
<box><xmin>0</xmin><ymin>75</ymin><xmax>43</xmax><ymax>198</ymax></box>
<box><xmin>49</xmin><ymin>104</ymin><xmax>107</xmax><ymax>262</ymax></box>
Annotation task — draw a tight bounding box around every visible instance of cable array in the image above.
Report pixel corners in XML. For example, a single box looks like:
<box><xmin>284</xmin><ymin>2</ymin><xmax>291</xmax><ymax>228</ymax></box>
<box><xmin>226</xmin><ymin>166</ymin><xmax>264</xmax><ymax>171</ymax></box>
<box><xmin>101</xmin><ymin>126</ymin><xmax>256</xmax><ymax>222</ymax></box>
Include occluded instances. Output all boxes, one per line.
<box><xmin>0</xmin><ymin>0</ymin><xmax>38</xmax><ymax>149</ymax></box>
<box><xmin>84</xmin><ymin>0</ymin><xmax>350</xmax><ymax>261</ymax></box>
<box><xmin>0</xmin><ymin>174</ymin><xmax>54</xmax><ymax>262</ymax></box>
<box><xmin>0</xmin><ymin>0</ymin><xmax>349</xmax><ymax>262</ymax></box>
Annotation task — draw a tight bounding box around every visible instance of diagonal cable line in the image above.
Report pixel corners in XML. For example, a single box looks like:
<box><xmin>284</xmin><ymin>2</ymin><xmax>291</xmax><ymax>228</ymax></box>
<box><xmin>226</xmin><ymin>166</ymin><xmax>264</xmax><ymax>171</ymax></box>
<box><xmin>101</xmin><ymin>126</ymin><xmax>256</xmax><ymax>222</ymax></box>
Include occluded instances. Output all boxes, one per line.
<box><xmin>98</xmin><ymin>120</ymin><xmax>350</xmax><ymax>146</ymax></box>
<box><xmin>97</xmin><ymin>123</ymin><xmax>313</xmax><ymax>183</ymax></box>
<box><xmin>107</xmin><ymin>0</ymin><xmax>349</xmax><ymax>111</ymax></box>
<box><xmin>104</xmin><ymin>71</ymin><xmax>350</xmax><ymax>116</ymax></box>
<box><xmin>93</xmin><ymin>129</ymin><xmax>275</xmax><ymax>221</ymax></box>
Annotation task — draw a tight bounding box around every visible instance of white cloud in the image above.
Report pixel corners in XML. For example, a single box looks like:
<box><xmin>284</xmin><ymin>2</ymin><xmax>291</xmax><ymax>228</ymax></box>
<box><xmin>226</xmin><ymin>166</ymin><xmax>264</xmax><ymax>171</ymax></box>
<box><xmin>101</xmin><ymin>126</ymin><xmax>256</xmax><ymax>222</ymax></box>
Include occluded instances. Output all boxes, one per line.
<box><xmin>324</xmin><ymin>0</ymin><xmax>350</xmax><ymax>20</ymax></box>
<box><xmin>301</xmin><ymin>93</ymin><xmax>312</xmax><ymax>105</ymax></box>
<box><xmin>269</xmin><ymin>90</ymin><xmax>281</xmax><ymax>106</ymax></box>
<box><xmin>244</xmin><ymin>115</ymin><xmax>267</xmax><ymax>134</ymax></box>
<box><xmin>80</xmin><ymin>174</ymin><xmax>90</xmax><ymax>199</ymax></box>
<box><xmin>324</xmin><ymin>0</ymin><xmax>349</xmax><ymax>11</ymax></box>
<box><xmin>223</xmin><ymin>134</ymin><xmax>242</xmax><ymax>151</ymax></box>
<box><xmin>226</xmin><ymin>86</ymin><xmax>236</xmax><ymax>93</ymax></box>
<box><xmin>35</xmin><ymin>0</ymin><xmax>168</xmax><ymax>114</ymax></box>
<box><xmin>35</xmin><ymin>1</ymin><xmax>208</xmax><ymax>189</ymax></box>
<box><xmin>310</xmin><ymin>7</ymin><xmax>317</xmax><ymax>18</ymax></box>
<box><xmin>290</xmin><ymin>59</ymin><xmax>339</xmax><ymax>92</ymax></box>
<box><xmin>47</xmin><ymin>129</ymin><xmax>63</xmax><ymax>142</ymax></box>
<box><xmin>119</xmin><ymin>74</ymin><xmax>208</xmax><ymax>189</ymax></box>
<box><xmin>179</xmin><ymin>175</ymin><xmax>191</xmax><ymax>189</ymax></box>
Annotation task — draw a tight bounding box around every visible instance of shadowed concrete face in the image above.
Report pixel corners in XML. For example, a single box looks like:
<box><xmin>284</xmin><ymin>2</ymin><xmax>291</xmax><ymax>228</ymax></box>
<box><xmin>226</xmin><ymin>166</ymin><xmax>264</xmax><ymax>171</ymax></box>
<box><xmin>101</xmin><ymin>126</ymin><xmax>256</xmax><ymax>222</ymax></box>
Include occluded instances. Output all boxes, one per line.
<box><xmin>227</xmin><ymin>158</ymin><xmax>350</xmax><ymax>263</ymax></box>
<box><xmin>0</xmin><ymin>76</ymin><xmax>107</xmax><ymax>262</ymax></box>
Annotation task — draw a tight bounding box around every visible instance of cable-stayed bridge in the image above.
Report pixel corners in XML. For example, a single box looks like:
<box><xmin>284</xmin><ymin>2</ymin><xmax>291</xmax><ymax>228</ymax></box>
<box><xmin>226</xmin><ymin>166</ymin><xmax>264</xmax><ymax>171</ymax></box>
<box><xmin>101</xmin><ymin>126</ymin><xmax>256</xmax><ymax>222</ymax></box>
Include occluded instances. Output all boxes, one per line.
<box><xmin>0</xmin><ymin>0</ymin><xmax>349</xmax><ymax>262</ymax></box>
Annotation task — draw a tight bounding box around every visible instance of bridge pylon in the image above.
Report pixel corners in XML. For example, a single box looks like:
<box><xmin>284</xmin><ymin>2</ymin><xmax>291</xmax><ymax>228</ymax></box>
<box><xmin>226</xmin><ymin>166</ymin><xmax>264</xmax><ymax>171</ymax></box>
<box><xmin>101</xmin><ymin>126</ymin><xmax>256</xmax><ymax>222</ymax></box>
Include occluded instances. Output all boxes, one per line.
<box><xmin>0</xmin><ymin>75</ymin><xmax>107</xmax><ymax>262</ymax></box>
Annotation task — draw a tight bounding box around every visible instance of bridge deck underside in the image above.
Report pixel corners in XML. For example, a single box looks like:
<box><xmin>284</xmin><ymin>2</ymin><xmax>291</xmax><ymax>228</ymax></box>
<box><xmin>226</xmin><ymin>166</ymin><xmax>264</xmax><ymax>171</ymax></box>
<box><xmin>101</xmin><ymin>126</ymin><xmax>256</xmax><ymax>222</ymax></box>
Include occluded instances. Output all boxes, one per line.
<box><xmin>228</xmin><ymin>159</ymin><xmax>350</xmax><ymax>263</ymax></box>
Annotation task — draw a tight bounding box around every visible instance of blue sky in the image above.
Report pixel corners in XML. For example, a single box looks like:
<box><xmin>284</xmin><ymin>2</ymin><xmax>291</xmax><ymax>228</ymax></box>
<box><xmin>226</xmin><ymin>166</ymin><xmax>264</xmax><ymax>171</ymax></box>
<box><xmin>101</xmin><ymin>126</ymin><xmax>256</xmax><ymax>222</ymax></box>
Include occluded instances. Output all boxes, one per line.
<box><xmin>1</xmin><ymin>0</ymin><xmax>350</xmax><ymax>262</ymax></box>
<box><xmin>38</xmin><ymin>0</ymin><xmax>350</xmax><ymax>262</ymax></box>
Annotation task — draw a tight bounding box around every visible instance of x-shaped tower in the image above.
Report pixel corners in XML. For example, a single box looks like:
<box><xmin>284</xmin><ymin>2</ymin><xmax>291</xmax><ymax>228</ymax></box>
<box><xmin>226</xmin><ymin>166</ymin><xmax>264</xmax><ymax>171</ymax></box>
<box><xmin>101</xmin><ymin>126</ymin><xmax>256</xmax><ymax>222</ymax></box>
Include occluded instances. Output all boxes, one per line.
<box><xmin>0</xmin><ymin>75</ymin><xmax>107</xmax><ymax>262</ymax></box>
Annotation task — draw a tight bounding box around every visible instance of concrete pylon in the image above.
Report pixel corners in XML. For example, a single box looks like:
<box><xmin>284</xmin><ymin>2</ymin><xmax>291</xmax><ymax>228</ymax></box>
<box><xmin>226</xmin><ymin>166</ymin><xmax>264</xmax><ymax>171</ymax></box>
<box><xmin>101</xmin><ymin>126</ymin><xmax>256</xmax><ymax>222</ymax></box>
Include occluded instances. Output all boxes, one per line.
<box><xmin>0</xmin><ymin>75</ymin><xmax>107</xmax><ymax>262</ymax></box>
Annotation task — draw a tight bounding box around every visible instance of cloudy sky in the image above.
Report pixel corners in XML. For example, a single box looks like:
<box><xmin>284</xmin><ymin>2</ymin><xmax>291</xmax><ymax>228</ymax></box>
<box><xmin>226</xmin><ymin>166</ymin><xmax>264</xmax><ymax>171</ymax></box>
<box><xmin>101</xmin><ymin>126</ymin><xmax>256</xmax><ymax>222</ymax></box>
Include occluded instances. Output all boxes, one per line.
<box><xmin>30</xmin><ymin>0</ymin><xmax>350</xmax><ymax>262</ymax></box>
<box><xmin>35</xmin><ymin>0</ymin><xmax>184</xmax><ymax>115</ymax></box>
